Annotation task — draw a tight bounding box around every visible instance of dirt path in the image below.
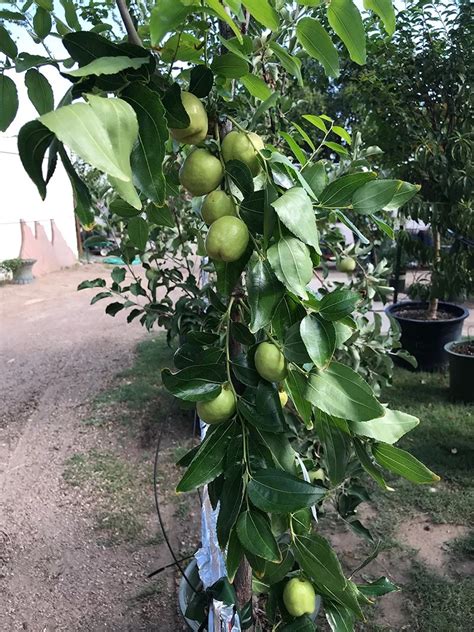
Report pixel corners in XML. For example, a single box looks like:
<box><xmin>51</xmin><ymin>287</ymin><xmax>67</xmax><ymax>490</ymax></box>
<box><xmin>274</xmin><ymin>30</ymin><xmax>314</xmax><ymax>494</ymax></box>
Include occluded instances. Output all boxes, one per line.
<box><xmin>0</xmin><ymin>265</ymin><xmax>194</xmax><ymax>631</ymax></box>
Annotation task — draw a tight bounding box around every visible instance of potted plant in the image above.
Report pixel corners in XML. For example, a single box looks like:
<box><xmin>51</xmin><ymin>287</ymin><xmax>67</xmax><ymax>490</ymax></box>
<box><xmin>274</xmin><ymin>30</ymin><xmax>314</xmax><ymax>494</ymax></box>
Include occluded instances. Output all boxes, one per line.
<box><xmin>0</xmin><ymin>258</ymin><xmax>37</xmax><ymax>284</ymax></box>
<box><xmin>444</xmin><ymin>339</ymin><xmax>474</xmax><ymax>402</ymax></box>
<box><xmin>335</xmin><ymin>1</ymin><xmax>472</xmax><ymax>370</ymax></box>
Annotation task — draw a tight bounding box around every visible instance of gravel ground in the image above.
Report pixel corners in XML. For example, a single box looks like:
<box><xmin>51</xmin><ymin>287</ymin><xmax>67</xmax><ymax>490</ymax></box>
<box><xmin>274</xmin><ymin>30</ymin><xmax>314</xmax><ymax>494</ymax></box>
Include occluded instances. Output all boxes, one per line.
<box><xmin>0</xmin><ymin>264</ymin><xmax>192</xmax><ymax>631</ymax></box>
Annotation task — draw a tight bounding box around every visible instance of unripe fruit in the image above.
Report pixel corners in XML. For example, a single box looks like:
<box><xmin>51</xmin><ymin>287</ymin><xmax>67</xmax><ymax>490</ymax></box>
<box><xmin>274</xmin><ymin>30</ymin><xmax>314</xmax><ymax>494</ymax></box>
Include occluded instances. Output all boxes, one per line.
<box><xmin>179</xmin><ymin>149</ymin><xmax>224</xmax><ymax>196</ymax></box>
<box><xmin>201</xmin><ymin>190</ymin><xmax>237</xmax><ymax>225</ymax></box>
<box><xmin>169</xmin><ymin>91</ymin><xmax>208</xmax><ymax>145</ymax></box>
<box><xmin>196</xmin><ymin>385</ymin><xmax>236</xmax><ymax>425</ymax></box>
<box><xmin>254</xmin><ymin>342</ymin><xmax>287</xmax><ymax>382</ymax></box>
<box><xmin>309</xmin><ymin>468</ymin><xmax>325</xmax><ymax>483</ymax></box>
<box><xmin>283</xmin><ymin>577</ymin><xmax>317</xmax><ymax>617</ymax></box>
<box><xmin>279</xmin><ymin>389</ymin><xmax>288</xmax><ymax>407</ymax></box>
<box><xmin>145</xmin><ymin>268</ymin><xmax>159</xmax><ymax>282</ymax></box>
<box><xmin>221</xmin><ymin>130</ymin><xmax>264</xmax><ymax>177</ymax></box>
<box><xmin>205</xmin><ymin>216</ymin><xmax>249</xmax><ymax>262</ymax></box>
<box><xmin>337</xmin><ymin>256</ymin><xmax>356</xmax><ymax>273</ymax></box>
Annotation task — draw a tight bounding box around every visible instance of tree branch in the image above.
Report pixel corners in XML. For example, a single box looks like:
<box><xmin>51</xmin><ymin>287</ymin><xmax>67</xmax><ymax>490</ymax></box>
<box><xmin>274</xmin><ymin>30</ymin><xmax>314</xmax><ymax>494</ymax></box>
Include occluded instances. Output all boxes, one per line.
<box><xmin>116</xmin><ymin>0</ymin><xmax>142</xmax><ymax>47</ymax></box>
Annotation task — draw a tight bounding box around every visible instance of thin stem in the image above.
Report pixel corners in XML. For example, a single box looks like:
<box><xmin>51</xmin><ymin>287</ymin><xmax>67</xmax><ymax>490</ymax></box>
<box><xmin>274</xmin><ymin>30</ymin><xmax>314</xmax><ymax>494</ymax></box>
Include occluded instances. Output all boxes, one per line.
<box><xmin>115</xmin><ymin>0</ymin><xmax>142</xmax><ymax>46</ymax></box>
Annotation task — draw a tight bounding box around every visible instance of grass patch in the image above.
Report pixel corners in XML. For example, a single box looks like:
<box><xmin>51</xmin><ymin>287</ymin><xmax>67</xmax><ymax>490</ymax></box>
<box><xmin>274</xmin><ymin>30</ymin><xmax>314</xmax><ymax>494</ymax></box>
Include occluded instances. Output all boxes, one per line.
<box><xmin>381</xmin><ymin>368</ymin><xmax>474</xmax><ymax>525</ymax></box>
<box><xmin>449</xmin><ymin>529</ymin><xmax>474</xmax><ymax>559</ymax></box>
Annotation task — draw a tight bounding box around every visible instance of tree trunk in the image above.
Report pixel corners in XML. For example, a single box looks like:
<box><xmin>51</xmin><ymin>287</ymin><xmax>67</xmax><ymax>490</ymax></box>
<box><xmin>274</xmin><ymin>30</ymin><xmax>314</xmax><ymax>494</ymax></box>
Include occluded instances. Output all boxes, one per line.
<box><xmin>427</xmin><ymin>226</ymin><xmax>441</xmax><ymax>319</ymax></box>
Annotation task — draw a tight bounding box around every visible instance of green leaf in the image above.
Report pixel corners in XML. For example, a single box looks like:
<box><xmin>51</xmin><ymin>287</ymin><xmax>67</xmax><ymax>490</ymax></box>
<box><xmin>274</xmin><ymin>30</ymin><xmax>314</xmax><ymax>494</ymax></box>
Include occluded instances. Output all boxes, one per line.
<box><xmin>246</xmin><ymin>254</ymin><xmax>284</xmax><ymax>333</ymax></box>
<box><xmin>211</xmin><ymin>53</ymin><xmax>248</xmax><ymax>79</ymax></box>
<box><xmin>325</xmin><ymin>601</ymin><xmax>355</xmax><ymax>632</ymax></box>
<box><xmin>332</xmin><ymin>125</ymin><xmax>352</xmax><ymax>145</ymax></box>
<box><xmin>241</xmin><ymin>0</ymin><xmax>279</xmax><ymax>31</ymax></box>
<box><xmin>272</xmin><ymin>187</ymin><xmax>320</xmax><ymax>254</ymax></box>
<box><xmin>296</xmin><ymin>17</ymin><xmax>339</xmax><ymax>78</ymax></box>
<box><xmin>39</xmin><ymin>95</ymin><xmax>141</xmax><ymax>209</ymax></box>
<box><xmin>17</xmin><ymin>120</ymin><xmax>54</xmax><ymax>198</ymax></box>
<box><xmin>363</xmin><ymin>0</ymin><xmax>396</xmax><ymax>36</ymax></box>
<box><xmin>350</xmin><ymin>409</ymin><xmax>419</xmax><ymax>444</ymax></box>
<box><xmin>111</xmin><ymin>266</ymin><xmax>126</xmax><ymax>284</ymax></box>
<box><xmin>147</xmin><ymin>204</ymin><xmax>174</xmax><ymax>227</ymax></box>
<box><xmin>240</xmin><ymin>189</ymin><xmax>265</xmax><ymax>233</ymax></box>
<box><xmin>372</xmin><ymin>443</ymin><xmax>440</xmax><ymax>484</ymax></box>
<box><xmin>59</xmin><ymin>146</ymin><xmax>94</xmax><ymax>225</ymax></box>
<box><xmin>372</xmin><ymin>215</ymin><xmax>394</xmax><ymax>239</ymax></box>
<box><xmin>316</xmin><ymin>411</ymin><xmax>351</xmax><ymax>486</ymax></box>
<box><xmin>248</xmin><ymin>469</ymin><xmax>325</xmax><ymax>513</ymax></box>
<box><xmin>319</xmin><ymin>172</ymin><xmax>376</xmax><ymax>207</ymax></box>
<box><xmin>127</xmin><ymin>216</ymin><xmax>148</xmax><ymax>251</ymax></box>
<box><xmin>238</xmin><ymin>384</ymin><xmax>286</xmax><ymax>434</ymax></box>
<box><xmin>214</xmin><ymin>242</ymin><xmax>253</xmax><ymax>296</ymax></box>
<box><xmin>226</xmin><ymin>159</ymin><xmax>254</xmax><ymax>197</ymax></box>
<box><xmin>352</xmin><ymin>179</ymin><xmax>400</xmax><ymax>215</ymax></box>
<box><xmin>60</xmin><ymin>0</ymin><xmax>81</xmax><ymax>30</ymax></box>
<box><xmin>303</xmin><ymin>161</ymin><xmax>328</xmax><ymax>198</ymax></box>
<box><xmin>268</xmin><ymin>237</ymin><xmax>313</xmax><ymax>300</ymax></box>
<box><xmin>33</xmin><ymin>7</ymin><xmax>51</xmax><ymax>39</ymax></box>
<box><xmin>384</xmin><ymin>181</ymin><xmax>420</xmax><ymax>210</ymax></box>
<box><xmin>324</xmin><ymin>141</ymin><xmax>349</xmax><ymax>155</ymax></box>
<box><xmin>358</xmin><ymin>576</ymin><xmax>399</xmax><ymax>597</ymax></box>
<box><xmin>24</xmin><ymin>69</ymin><xmax>54</xmax><ymax>115</ymax></box>
<box><xmin>110</xmin><ymin>198</ymin><xmax>141</xmax><ymax>218</ymax></box>
<box><xmin>280</xmin><ymin>131</ymin><xmax>307</xmax><ymax>166</ymax></box>
<box><xmin>35</xmin><ymin>0</ymin><xmax>53</xmax><ymax>10</ymax></box>
<box><xmin>15</xmin><ymin>52</ymin><xmax>55</xmax><ymax>72</ymax></box>
<box><xmin>286</xmin><ymin>369</ymin><xmax>313</xmax><ymax>428</ymax></box>
<box><xmin>189</xmin><ymin>65</ymin><xmax>214</xmax><ymax>98</ymax></box>
<box><xmin>252</xmin><ymin>428</ymin><xmax>296</xmax><ymax>473</ymax></box>
<box><xmin>0</xmin><ymin>24</ymin><xmax>18</xmax><ymax>59</ymax></box>
<box><xmin>0</xmin><ymin>10</ymin><xmax>26</xmax><ymax>22</ymax></box>
<box><xmin>237</xmin><ymin>509</ymin><xmax>281</xmax><ymax>562</ymax></box>
<box><xmin>306</xmin><ymin>362</ymin><xmax>384</xmax><ymax>422</ymax></box>
<box><xmin>105</xmin><ymin>302</ymin><xmax>124</xmax><ymax>317</ymax></box>
<box><xmin>62</xmin><ymin>31</ymin><xmax>149</xmax><ymax>66</ymax></box>
<box><xmin>281</xmin><ymin>616</ymin><xmax>316</xmax><ymax>631</ymax></box>
<box><xmin>318</xmin><ymin>288</ymin><xmax>359</xmax><ymax>321</ymax></box>
<box><xmin>353</xmin><ymin>438</ymin><xmax>393</xmax><ymax>491</ymax></box>
<box><xmin>122</xmin><ymin>83</ymin><xmax>167</xmax><ymax>205</ymax></box>
<box><xmin>205</xmin><ymin>0</ymin><xmax>243</xmax><ymax>42</ymax></box>
<box><xmin>300</xmin><ymin>314</ymin><xmax>336</xmax><ymax>368</ymax></box>
<box><xmin>327</xmin><ymin>0</ymin><xmax>366</xmax><ymax>65</ymax></box>
<box><xmin>269</xmin><ymin>42</ymin><xmax>303</xmax><ymax>86</ymax></box>
<box><xmin>0</xmin><ymin>75</ymin><xmax>18</xmax><ymax>132</ymax></box>
<box><xmin>177</xmin><ymin>422</ymin><xmax>235</xmax><ymax>492</ymax></box>
<box><xmin>251</xmin><ymin>91</ymin><xmax>279</xmax><ymax>126</ymax></box>
<box><xmin>162</xmin><ymin>365</ymin><xmax>224</xmax><ymax>401</ymax></box>
<box><xmin>216</xmin><ymin>467</ymin><xmax>244</xmax><ymax>547</ymax></box>
<box><xmin>67</xmin><ymin>56</ymin><xmax>149</xmax><ymax>77</ymax></box>
<box><xmin>77</xmin><ymin>278</ymin><xmax>106</xmax><ymax>290</ymax></box>
<box><xmin>241</xmin><ymin>74</ymin><xmax>272</xmax><ymax>101</ymax></box>
<box><xmin>284</xmin><ymin>322</ymin><xmax>312</xmax><ymax>365</ymax></box>
<box><xmin>226</xmin><ymin>529</ymin><xmax>243</xmax><ymax>582</ymax></box>
<box><xmin>293</xmin><ymin>534</ymin><xmax>362</xmax><ymax>616</ymax></box>
<box><xmin>150</xmin><ymin>0</ymin><xmax>194</xmax><ymax>46</ymax></box>
<box><xmin>303</xmin><ymin>114</ymin><xmax>328</xmax><ymax>133</ymax></box>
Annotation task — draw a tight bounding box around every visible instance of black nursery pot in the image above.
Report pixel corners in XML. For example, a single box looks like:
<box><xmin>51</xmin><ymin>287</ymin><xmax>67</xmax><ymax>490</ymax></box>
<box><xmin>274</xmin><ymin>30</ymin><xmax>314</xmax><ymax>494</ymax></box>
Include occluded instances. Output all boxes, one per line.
<box><xmin>386</xmin><ymin>301</ymin><xmax>469</xmax><ymax>371</ymax></box>
<box><xmin>444</xmin><ymin>340</ymin><xmax>474</xmax><ymax>402</ymax></box>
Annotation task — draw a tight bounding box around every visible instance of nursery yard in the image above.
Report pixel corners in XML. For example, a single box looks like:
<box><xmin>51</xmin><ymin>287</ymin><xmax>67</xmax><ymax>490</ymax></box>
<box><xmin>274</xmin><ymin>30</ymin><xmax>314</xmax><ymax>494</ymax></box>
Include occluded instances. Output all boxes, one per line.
<box><xmin>1</xmin><ymin>266</ymin><xmax>473</xmax><ymax>631</ymax></box>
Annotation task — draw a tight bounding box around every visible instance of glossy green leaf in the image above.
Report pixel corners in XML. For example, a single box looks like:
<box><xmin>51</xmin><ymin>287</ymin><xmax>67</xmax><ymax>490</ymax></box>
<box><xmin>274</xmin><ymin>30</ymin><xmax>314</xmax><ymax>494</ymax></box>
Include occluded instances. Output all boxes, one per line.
<box><xmin>353</xmin><ymin>438</ymin><xmax>393</xmax><ymax>491</ymax></box>
<box><xmin>127</xmin><ymin>216</ymin><xmax>149</xmax><ymax>250</ymax></box>
<box><xmin>241</xmin><ymin>74</ymin><xmax>272</xmax><ymax>101</ymax></box>
<box><xmin>67</xmin><ymin>56</ymin><xmax>149</xmax><ymax>77</ymax></box>
<box><xmin>189</xmin><ymin>65</ymin><xmax>214</xmax><ymax>98</ymax></box>
<box><xmin>319</xmin><ymin>172</ymin><xmax>376</xmax><ymax>207</ymax></box>
<box><xmin>252</xmin><ymin>428</ymin><xmax>296</xmax><ymax>473</ymax></box>
<box><xmin>325</xmin><ymin>601</ymin><xmax>355</xmax><ymax>632</ymax></box>
<box><xmin>272</xmin><ymin>187</ymin><xmax>321</xmax><ymax>254</ymax></box>
<box><xmin>226</xmin><ymin>159</ymin><xmax>254</xmax><ymax>197</ymax></box>
<box><xmin>0</xmin><ymin>25</ymin><xmax>18</xmax><ymax>59</ymax></box>
<box><xmin>240</xmin><ymin>190</ymin><xmax>265</xmax><ymax>233</ymax></box>
<box><xmin>372</xmin><ymin>443</ymin><xmax>440</xmax><ymax>484</ymax></box>
<box><xmin>303</xmin><ymin>114</ymin><xmax>328</xmax><ymax>133</ymax></box>
<box><xmin>303</xmin><ymin>161</ymin><xmax>328</xmax><ymax>198</ymax></box>
<box><xmin>284</xmin><ymin>322</ymin><xmax>312</xmax><ymax>364</ymax></box>
<box><xmin>384</xmin><ymin>181</ymin><xmax>420</xmax><ymax>210</ymax></box>
<box><xmin>122</xmin><ymin>83</ymin><xmax>167</xmax><ymax>205</ymax></box>
<box><xmin>24</xmin><ymin>69</ymin><xmax>54</xmax><ymax>115</ymax></box>
<box><xmin>0</xmin><ymin>75</ymin><xmax>18</xmax><ymax>132</ymax></box>
<box><xmin>226</xmin><ymin>529</ymin><xmax>243</xmax><ymax>582</ymax></box>
<box><xmin>211</xmin><ymin>52</ymin><xmax>248</xmax><ymax>78</ymax></box>
<box><xmin>214</xmin><ymin>242</ymin><xmax>253</xmax><ymax>296</ymax></box>
<box><xmin>59</xmin><ymin>146</ymin><xmax>94</xmax><ymax>225</ymax></box>
<box><xmin>237</xmin><ymin>510</ymin><xmax>281</xmax><ymax>562</ymax></box>
<box><xmin>316</xmin><ymin>411</ymin><xmax>351</xmax><ymax>486</ymax></box>
<box><xmin>352</xmin><ymin>179</ymin><xmax>400</xmax><ymax>215</ymax></box>
<box><xmin>216</xmin><ymin>467</ymin><xmax>244</xmax><ymax>547</ymax></box>
<box><xmin>332</xmin><ymin>125</ymin><xmax>352</xmax><ymax>145</ymax></box>
<box><xmin>15</xmin><ymin>52</ymin><xmax>55</xmax><ymax>72</ymax></box>
<box><xmin>281</xmin><ymin>616</ymin><xmax>316</xmax><ymax>631</ymax></box>
<box><xmin>147</xmin><ymin>204</ymin><xmax>174</xmax><ymax>227</ymax></box>
<box><xmin>268</xmin><ymin>237</ymin><xmax>313</xmax><ymax>300</ymax></box>
<box><xmin>33</xmin><ymin>7</ymin><xmax>52</xmax><ymax>39</ymax></box>
<box><xmin>17</xmin><ymin>120</ymin><xmax>54</xmax><ymax>198</ymax></box>
<box><xmin>296</xmin><ymin>17</ymin><xmax>339</xmax><ymax>77</ymax></box>
<box><xmin>350</xmin><ymin>409</ymin><xmax>419</xmax><ymax>444</ymax></box>
<box><xmin>300</xmin><ymin>314</ymin><xmax>336</xmax><ymax>368</ymax></box>
<box><xmin>269</xmin><ymin>42</ymin><xmax>303</xmax><ymax>86</ymax></box>
<box><xmin>280</xmin><ymin>131</ymin><xmax>307</xmax><ymax>166</ymax></box>
<box><xmin>40</xmin><ymin>95</ymin><xmax>141</xmax><ymax>209</ymax></box>
<box><xmin>176</xmin><ymin>422</ymin><xmax>235</xmax><ymax>492</ymax></box>
<box><xmin>286</xmin><ymin>369</ymin><xmax>313</xmax><ymax>428</ymax></box>
<box><xmin>318</xmin><ymin>288</ymin><xmax>359</xmax><ymax>321</ymax></box>
<box><xmin>324</xmin><ymin>141</ymin><xmax>349</xmax><ymax>155</ymax></box>
<box><xmin>150</xmin><ymin>0</ymin><xmax>193</xmax><ymax>46</ymax></box>
<box><xmin>161</xmin><ymin>365</ymin><xmax>224</xmax><ymax>401</ymax></box>
<box><xmin>247</xmin><ymin>254</ymin><xmax>284</xmax><ymax>333</ymax></box>
<box><xmin>60</xmin><ymin>0</ymin><xmax>81</xmax><ymax>30</ymax></box>
<box><xmin>306</xmin><ymin>362</ymin><xmax>384</xmax><ymax>421</ymax></box>
<box><xmin>242</xmin><ymin>0</ymin><xmax>279</xmax><ymax>31</ymax></box>
<box><xmin>248</xmin><ymin>469</ymin><xmax>325</xmax><ymax>513</ymax></box>
<box><xmin>327</xmin><ymin>0</ymin><xmax>366</xmax><ymax>65</ymax></box>
<box><xmin>364</xmin><ymin>0</ymin><xmax>396</xmax><ymax>36</ymax></box>
<box><xmin>293</xmin><ymin>534</ymin><xmax>362</xmax><ymax>615</ymax></box>
<box><xmin>62</xmin><ymin>31</ymin><xmax>149</xmax><ymax>66</ymax></box>
<box><xmin>358</xmin><ymin>576</ymin><xmax>399</xmax><ymax>597</ymax></box>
